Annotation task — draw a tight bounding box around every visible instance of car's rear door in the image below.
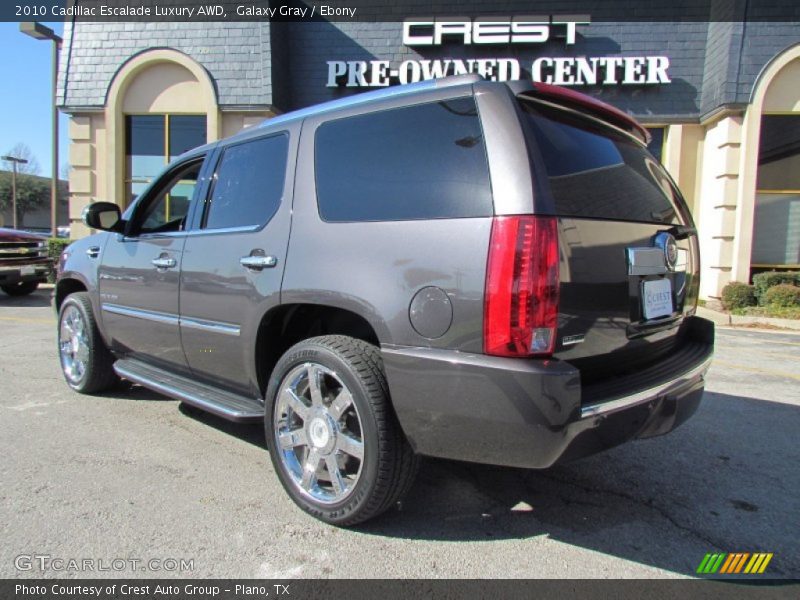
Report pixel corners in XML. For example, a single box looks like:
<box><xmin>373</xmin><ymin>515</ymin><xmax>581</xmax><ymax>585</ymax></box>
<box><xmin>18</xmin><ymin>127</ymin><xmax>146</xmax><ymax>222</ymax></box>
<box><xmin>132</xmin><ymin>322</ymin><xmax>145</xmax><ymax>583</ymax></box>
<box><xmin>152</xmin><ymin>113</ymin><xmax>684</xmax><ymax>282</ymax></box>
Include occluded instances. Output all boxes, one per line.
<box><xmin>179</xmin><ymin>127</ymin><xmax>297</xmax><ymax>397</ymax></box>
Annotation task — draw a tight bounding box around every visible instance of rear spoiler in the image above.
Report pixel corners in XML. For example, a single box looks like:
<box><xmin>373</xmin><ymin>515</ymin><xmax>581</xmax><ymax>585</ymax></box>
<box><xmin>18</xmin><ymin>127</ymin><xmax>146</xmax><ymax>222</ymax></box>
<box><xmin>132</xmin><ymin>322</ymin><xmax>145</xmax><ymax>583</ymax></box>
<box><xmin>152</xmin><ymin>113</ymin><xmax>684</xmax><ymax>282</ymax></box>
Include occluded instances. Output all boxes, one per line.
<box><xmin>516</xmin><ymin>82</ymin><xmax>651</xmax><ymax>145</ymax></box>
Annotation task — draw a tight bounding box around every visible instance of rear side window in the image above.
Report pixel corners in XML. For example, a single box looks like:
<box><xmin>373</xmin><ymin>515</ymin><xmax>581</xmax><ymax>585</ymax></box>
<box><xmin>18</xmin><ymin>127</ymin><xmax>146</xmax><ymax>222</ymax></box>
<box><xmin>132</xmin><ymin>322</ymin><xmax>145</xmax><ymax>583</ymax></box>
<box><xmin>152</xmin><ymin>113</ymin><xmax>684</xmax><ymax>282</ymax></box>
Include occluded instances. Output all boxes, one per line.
<box><xmin>204</xmin><ymin>134</ymin><xmax>289</xmax><ymax>230</ymax></box>
<box><xmin>315</xmin><ymin>97</ymin><xmax>493</xmax><ymax>222</ymax></box>
<box><xmin>519</xmin><ymin>101</ymin><xmax>682</xmax><ymax>224</ymax></box>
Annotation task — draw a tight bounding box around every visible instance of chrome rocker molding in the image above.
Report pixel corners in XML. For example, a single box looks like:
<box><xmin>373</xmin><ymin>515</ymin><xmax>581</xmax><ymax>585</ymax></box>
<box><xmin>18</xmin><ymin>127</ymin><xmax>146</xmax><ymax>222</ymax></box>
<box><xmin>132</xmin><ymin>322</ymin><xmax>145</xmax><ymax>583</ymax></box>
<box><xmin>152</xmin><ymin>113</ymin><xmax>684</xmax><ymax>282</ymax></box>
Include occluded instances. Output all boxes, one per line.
<box><xmin>102</xmin><ymin>303</ymin><xmax>179</xmax><ymax>326</ymax></box>
<box><xmin>580</xmin><ymin>354</ymin><xmax>713</xmax><ymax>419</ymax></box>
<box><xmin>102</xmin><ymin>304</ymin><xmax>240</xmax><ymax>336</ymax></box>
<box><xmin>180</xmin><ymin>316</ymin><xmax>240</xmax><ymax>336</ymax></box>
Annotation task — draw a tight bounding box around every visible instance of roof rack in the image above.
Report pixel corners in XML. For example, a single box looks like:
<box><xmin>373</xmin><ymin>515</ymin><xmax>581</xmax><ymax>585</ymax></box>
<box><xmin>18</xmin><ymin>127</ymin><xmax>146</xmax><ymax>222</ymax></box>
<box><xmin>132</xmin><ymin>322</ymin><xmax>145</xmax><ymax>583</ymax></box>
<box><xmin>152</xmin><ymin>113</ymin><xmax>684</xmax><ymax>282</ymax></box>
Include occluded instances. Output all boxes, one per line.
<box><xmin>258</xmin><ymin>74</ymin><xmax>482</xmax><ymax>129</ymax></box>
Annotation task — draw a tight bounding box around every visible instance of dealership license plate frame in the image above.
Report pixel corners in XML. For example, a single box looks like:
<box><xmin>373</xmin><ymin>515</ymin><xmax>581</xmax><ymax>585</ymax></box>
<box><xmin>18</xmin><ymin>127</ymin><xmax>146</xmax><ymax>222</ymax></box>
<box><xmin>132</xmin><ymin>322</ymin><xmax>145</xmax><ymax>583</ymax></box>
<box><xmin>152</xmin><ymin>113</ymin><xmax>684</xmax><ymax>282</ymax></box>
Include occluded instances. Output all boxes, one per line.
<box><xmin>642</xmin><ymin>277</ymin><xmax>674</xmax><ymax>320</ymax></box>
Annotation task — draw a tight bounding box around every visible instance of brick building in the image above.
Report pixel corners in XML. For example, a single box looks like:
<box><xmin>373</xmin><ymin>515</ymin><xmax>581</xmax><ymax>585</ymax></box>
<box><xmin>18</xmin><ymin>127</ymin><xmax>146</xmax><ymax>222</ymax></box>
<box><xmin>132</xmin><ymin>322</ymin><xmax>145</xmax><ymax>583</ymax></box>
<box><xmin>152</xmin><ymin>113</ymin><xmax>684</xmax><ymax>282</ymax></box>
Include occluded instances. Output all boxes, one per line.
<box><xmin>57</xmin><ymin>11</ymin><xmax>800</xmax><ymax>299</ymax></box>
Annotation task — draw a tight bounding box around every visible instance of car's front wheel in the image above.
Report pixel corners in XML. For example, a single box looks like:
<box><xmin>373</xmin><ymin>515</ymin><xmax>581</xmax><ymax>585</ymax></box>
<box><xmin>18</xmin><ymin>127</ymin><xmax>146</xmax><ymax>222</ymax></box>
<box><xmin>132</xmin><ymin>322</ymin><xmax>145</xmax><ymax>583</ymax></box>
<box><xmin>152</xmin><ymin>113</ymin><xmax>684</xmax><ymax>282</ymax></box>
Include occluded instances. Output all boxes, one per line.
<box><xmin>265</xmin><ymin>335</ymin><xmax>418</xmax><ymax>525</ymax></box>
<box><xmin>58</xmin><ymin>292</ymin><xmax>119</xmax><ymax>394</ymax></box>
<box><xmin>1</xmin><ymin>281</ymin><xmax>39</xmax><ymax>296</ymax></box>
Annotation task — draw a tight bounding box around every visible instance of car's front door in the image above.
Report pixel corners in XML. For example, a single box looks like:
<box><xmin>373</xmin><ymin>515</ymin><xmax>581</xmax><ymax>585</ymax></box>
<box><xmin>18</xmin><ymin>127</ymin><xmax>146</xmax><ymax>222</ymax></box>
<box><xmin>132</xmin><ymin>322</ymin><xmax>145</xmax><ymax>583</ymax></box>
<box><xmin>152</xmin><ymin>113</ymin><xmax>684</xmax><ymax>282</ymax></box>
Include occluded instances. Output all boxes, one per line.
<box><xmin>98</xmin><ymin>156</ymin><xmax>208</xmax><ymax>373</ymax></box>
<box><xmin>179</xmin><ymin>131</ymin><xmax>295</xmax><ymax>396</ymax></box>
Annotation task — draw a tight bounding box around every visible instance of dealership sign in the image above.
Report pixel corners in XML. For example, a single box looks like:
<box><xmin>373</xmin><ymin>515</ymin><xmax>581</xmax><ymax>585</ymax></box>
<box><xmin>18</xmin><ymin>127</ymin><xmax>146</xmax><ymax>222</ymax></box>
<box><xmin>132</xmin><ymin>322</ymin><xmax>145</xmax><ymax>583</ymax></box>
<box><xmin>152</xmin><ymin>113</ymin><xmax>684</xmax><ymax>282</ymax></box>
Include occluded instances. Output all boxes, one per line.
<box><xmin>326</xmin><ymin>17</ymin><xmax>671</xmax><ymax>87</ymax></box>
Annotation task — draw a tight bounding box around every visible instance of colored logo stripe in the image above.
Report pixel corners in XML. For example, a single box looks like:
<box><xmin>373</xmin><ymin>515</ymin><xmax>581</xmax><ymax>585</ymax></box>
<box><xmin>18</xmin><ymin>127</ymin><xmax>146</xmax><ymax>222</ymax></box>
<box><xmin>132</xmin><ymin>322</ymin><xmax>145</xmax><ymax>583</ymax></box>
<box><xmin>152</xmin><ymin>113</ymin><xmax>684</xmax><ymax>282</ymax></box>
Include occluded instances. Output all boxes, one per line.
<box><xmin>720</xmin><ymin>553</ymin><xmax>749</xmax><ymax>573</ymax></box>
<box><xmin>697</xmin><ymin>553</ymin><xmax>773</xmax><ymax>574</ymax></box>
<box><xmin>745</xmin><ymin>553</ymin><xmax>773</xmax><ymax>574</ymax></box>
<box><xmin>697</xmin><ymin>553</ymin><xmax>725</xmax><ymax>574</ymax></box>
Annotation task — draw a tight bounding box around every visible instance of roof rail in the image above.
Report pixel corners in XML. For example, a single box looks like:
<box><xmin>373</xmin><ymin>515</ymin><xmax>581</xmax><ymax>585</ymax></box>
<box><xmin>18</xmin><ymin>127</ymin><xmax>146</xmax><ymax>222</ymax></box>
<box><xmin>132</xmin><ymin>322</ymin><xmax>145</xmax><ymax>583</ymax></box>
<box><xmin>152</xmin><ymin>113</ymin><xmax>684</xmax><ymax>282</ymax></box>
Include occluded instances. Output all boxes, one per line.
<box><xmin>258</xmin><ymin>74</ymin><xmax>482</xmax><ymax>129</ymax></box>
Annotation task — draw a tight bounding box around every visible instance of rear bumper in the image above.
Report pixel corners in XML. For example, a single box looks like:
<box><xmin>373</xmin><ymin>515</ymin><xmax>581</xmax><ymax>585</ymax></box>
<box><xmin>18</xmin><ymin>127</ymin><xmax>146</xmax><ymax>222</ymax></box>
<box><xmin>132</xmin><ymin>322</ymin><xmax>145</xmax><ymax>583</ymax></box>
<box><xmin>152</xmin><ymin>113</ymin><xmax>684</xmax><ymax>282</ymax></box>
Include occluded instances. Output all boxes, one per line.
<box><xmin>383</xmin><ymin>316</ymin><xmax>713</xmax><ymax>469</ymax></box>
<box><xmin>0</xmin><ymin>262</ymin><xmax>51</xmax><ymax>286</ymax></box>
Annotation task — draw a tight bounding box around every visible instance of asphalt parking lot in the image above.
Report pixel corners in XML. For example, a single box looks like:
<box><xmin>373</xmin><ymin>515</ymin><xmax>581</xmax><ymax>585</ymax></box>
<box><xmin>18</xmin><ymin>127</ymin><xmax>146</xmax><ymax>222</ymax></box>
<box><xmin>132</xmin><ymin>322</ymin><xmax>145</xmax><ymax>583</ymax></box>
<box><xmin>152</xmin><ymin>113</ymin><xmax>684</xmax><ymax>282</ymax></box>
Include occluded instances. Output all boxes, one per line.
<box><xmin>1</xmin><ymin>287</ymin><xmax>798</xmax><ymax>579</ymax></box>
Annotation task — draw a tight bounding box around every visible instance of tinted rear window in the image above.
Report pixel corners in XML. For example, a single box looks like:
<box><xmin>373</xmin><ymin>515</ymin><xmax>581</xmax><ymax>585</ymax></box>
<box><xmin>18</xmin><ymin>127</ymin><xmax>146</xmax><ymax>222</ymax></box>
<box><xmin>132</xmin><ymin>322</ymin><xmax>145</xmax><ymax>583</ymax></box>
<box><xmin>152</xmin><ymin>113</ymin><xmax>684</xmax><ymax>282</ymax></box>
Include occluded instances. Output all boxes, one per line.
<box><xmin>204</xmin><ymin>134</ymin><xmax>288</xmax><ymax>230</ymax></box>
<box><xmin>315</xmin><ymin>97</ymin><xmax>493</xmax><ymax>222</ymax></box>
<box><xmin>519</xmin><ymin>100</ymin><xmax>682</xmax><ymax>224</ymax></box>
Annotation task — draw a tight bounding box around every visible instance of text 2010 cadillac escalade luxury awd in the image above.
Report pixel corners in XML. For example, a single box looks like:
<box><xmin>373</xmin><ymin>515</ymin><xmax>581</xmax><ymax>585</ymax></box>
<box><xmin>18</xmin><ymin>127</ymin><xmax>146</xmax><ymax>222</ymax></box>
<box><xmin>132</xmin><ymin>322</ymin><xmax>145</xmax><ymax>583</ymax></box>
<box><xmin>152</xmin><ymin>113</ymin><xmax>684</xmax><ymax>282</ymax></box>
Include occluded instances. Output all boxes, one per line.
<box><xmin>55</xmin><ymin>75</ymin><xmax>713</xmax><ymax>525</ymax></box>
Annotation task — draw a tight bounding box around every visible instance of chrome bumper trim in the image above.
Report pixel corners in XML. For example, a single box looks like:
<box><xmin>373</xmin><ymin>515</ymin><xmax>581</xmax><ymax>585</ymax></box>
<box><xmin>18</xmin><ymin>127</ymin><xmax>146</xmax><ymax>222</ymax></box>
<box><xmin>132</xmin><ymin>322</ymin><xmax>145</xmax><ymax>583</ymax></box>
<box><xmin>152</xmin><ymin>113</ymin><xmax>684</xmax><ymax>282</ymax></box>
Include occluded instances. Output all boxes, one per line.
<box><xmin>0</xmin><ymin>265</ymin><xmax>50</xmax><ymax>272</ymax></box>
<box><xmin>580</xmin><ymin>354</ymin><xmax>713</xmax><ymax>419</ymax></box>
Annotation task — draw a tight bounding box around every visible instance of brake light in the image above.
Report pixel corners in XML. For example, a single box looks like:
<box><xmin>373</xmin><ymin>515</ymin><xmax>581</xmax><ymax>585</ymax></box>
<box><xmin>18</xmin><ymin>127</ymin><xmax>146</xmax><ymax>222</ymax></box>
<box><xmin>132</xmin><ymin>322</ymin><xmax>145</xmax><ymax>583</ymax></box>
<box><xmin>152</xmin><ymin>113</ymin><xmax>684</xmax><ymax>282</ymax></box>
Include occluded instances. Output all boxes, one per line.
<box><xmin>484</xmin><ymin>216</ymin><xmax>560</xmax><ymax>357</ymax></box>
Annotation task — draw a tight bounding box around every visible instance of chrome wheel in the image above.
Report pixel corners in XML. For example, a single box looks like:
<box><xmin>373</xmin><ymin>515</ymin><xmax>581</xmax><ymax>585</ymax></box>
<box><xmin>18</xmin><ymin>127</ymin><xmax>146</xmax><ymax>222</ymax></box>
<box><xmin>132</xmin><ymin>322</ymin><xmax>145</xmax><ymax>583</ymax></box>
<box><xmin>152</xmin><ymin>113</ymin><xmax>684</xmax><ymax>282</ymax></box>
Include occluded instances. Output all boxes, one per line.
<box><xmin>59</xmin><ymin>304</ymin><xmax>90</xmax><ymax>385</ymax></box>
<box><xmin>273</xmin><ymin>362</ymin><xmax>364</xmax><ymax>504</ymax></box>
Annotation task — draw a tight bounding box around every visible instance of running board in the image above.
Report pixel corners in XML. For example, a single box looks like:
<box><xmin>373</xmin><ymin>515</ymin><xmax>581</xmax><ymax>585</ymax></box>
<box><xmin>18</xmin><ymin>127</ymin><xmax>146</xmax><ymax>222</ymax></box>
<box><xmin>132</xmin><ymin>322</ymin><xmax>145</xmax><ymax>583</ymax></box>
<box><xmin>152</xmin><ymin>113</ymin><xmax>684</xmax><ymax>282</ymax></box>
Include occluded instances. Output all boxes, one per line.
<box><xmin>113</xmin><ymin>359</ymin><xmax>264</xmax><ymax>423</ymax></box>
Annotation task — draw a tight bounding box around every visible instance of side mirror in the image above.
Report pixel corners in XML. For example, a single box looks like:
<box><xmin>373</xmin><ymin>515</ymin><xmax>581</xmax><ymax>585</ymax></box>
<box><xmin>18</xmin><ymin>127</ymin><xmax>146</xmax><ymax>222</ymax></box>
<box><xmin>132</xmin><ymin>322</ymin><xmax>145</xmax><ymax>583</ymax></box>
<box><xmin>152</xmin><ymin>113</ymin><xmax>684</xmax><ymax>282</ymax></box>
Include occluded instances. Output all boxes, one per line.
<box><xmin>82</xmin><ymin>202</ymin><xmax>122</xmax><ymax>232</ymax></box>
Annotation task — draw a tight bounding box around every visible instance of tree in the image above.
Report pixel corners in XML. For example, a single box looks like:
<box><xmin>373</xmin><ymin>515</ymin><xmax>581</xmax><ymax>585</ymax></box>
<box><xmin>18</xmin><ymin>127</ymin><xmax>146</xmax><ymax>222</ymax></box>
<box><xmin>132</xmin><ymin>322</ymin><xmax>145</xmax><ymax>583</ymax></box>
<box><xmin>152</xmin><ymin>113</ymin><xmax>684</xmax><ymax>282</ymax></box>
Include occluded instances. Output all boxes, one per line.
<box><xmin>1</xmin><ymin>143</ymin><xmax>41</xmax><ymax>176</ymax></box>
<box><xmin>0</xmin><ymin>172</ymin><xmax>49</xmax><ymax>226</ymax></box>
<box><xmin>0</xmin><ymin>144</ymin><xmax>48</xmax><ymax>227</ymax></box>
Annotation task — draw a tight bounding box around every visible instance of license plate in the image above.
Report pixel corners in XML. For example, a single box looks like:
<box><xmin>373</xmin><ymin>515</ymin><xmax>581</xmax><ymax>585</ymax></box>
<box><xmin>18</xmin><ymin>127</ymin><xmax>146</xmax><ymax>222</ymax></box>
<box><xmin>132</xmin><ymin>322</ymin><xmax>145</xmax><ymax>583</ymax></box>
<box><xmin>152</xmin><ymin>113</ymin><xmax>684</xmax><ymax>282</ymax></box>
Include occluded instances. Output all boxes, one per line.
<box><xmin>642</xmin><ymin>277</ymin><xmax>673</xmax><ymax>320</ymax></box>
<box><xmin>20</xmin><ymin>266</ymin><xmax>35</xmax><ymax>276</ymax></box>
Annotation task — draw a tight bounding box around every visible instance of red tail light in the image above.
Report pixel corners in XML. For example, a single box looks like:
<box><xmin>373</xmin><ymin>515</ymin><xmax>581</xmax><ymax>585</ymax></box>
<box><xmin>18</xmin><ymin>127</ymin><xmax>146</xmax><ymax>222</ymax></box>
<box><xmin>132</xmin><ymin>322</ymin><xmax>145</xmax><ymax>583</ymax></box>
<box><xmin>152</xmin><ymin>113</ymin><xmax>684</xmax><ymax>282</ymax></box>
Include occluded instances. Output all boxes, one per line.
<box><xmin>484</xmin><ymin>216</ymin><xmax>560</xmax><ymax>357</ymax></box>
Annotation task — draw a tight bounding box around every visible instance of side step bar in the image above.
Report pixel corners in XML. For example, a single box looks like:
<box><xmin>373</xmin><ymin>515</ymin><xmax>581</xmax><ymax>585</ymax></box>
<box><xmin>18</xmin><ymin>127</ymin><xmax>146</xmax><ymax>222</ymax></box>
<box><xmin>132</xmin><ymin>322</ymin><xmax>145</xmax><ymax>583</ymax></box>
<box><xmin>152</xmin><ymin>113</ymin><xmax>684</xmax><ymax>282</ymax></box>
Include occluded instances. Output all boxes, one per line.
<box><xmin>113</xmin><ymin>359</ymin><xmax>264</xmax><ymax>423</ymax></box>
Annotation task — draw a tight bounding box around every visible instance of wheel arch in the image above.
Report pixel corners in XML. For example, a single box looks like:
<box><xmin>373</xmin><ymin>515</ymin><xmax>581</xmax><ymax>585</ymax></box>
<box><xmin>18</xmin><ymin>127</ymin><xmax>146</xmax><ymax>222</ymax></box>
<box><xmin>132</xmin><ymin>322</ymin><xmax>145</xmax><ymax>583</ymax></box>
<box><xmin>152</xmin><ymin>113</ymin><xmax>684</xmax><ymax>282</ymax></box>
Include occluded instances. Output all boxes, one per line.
<box><xmin>253</xmin><ymin>303</ymin><xmax>384</xmax><ymax>396</ymax></box>
<box><xmin>54</xmin><ymin>276</ymin><xmax>89</xmax><ymax>311</ymax></box>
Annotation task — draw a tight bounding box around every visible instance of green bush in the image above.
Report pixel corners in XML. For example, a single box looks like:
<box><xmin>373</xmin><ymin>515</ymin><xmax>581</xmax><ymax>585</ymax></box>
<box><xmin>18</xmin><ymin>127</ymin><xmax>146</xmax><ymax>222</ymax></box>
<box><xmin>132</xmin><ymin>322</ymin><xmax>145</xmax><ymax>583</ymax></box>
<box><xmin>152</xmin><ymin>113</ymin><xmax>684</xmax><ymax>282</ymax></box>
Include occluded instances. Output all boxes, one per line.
<box><xmin>720</xmin><ymin>282</ymin><xmax>756</xmax><ymax>310</ymax></box>
<box><xmin>763</xmin><ymin>283</ymin><xmax>800</xmax><ymax>308</ymax></box>
<box><xmin>752</xmin><ymin>271</ymin><xmax>800</xmax><ymax>305</ymax></box>
<box><xmin>46</xmin><ymin>238</ymin><xmax>73</xmax><ymax>283</ymax></box>
<box><xmin>47</xmin><ymin>237</ymin><xmax>72</xmax><ymax>260</ymax></box>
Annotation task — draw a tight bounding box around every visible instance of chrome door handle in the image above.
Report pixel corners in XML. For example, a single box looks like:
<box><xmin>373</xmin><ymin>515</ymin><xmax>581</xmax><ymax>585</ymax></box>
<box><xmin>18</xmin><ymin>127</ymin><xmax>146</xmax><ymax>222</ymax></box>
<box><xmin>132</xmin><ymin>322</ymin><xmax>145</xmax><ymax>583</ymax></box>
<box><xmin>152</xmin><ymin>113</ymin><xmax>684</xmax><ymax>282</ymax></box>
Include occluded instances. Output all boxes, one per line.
<box><xmin>240</xmin><ymin>255</ymin><xmax>278</xmax><ymax>270</ymax></box>
<box><xmin>86</xmin><ymin>246</ymin><xmax>100</xmax><ymax>259</ymax></box>
<box><xmin>151</xmin><ymin>257</ymin><xmax>177</xmax><ymax>269</ymax></box>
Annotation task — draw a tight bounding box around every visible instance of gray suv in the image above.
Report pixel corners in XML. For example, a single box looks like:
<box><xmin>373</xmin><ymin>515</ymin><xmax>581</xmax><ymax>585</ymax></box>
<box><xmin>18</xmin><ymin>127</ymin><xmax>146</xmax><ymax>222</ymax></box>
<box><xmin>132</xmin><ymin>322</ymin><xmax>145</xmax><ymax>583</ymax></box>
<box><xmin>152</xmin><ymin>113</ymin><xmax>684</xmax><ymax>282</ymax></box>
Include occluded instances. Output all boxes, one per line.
<box><xmin>55</xmin><ymin>75</ymin><xmax>714</xmax><ymax>525</ymax></box>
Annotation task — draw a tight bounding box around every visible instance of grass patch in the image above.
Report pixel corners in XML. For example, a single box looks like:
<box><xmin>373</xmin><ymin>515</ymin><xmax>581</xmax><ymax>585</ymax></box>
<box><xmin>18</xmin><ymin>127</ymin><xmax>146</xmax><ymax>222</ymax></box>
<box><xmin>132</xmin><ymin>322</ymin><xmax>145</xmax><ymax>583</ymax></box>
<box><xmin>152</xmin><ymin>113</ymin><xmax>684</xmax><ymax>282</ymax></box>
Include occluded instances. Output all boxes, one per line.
<box><xmin>731</xmin><ymin>306</ymin><xmax>800</xmax><ymax>320</ymax></box>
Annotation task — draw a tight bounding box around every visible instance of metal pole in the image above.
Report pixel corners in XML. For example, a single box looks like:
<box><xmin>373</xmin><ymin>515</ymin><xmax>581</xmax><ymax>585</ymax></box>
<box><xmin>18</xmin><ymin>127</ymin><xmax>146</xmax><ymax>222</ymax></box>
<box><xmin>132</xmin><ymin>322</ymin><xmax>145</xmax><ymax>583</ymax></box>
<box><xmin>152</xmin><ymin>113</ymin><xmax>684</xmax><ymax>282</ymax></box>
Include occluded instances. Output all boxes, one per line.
<box><xmin>11</xmin><ymin>162</ymin><xmax>17</xmax><ymax>229</ymax></box>
<box><xmin>51</xmin><ymin>39</ymin><xmax>59</xmax><ymax>238</ymax></box>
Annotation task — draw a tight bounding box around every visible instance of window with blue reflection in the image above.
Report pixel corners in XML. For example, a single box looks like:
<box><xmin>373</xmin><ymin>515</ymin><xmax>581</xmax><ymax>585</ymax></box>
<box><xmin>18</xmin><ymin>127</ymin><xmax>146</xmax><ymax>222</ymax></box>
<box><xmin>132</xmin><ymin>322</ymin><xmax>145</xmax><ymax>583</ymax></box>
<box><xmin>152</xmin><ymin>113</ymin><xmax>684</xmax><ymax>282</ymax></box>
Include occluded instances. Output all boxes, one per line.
<box><xmin>125</xmin><ymin>115</ymin><xmax>206</xmax><ymax>206</ymax></box>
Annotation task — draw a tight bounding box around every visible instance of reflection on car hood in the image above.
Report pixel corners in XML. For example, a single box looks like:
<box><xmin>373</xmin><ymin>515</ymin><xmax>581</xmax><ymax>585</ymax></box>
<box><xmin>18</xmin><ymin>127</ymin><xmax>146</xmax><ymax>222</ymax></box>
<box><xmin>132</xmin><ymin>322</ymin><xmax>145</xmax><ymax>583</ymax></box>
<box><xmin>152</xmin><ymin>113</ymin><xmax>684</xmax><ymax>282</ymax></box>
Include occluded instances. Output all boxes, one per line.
<box><xmin>0</xmin><ymin>228</ymin><xmax>47</xmax><ymax>242</ymax></box>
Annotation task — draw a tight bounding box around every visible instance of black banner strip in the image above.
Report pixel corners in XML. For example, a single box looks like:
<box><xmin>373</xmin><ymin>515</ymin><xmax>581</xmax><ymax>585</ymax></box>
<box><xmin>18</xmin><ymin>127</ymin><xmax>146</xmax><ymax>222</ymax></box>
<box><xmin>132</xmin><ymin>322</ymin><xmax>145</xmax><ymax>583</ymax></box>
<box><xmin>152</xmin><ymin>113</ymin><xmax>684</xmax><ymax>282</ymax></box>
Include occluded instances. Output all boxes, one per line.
<box><xmin>2</xmin><ymin>0</ymin><xmax>800</xmax><ymax>23</ymax></box>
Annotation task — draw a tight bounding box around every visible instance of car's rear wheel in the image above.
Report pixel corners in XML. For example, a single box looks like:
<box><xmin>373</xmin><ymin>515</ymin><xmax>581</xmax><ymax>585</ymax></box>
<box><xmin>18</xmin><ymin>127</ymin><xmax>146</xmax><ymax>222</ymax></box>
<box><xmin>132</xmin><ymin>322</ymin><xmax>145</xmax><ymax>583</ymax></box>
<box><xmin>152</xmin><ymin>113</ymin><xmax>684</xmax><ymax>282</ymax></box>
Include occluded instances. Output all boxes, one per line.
<box><xmin>265</xmin><ymin>335</ymin><xmax>418</xmax><ymax>525</ymax></box>
<box><xmin>58</xmin><ymin>292</ymin><xmax>119</xmax><ymax>394</ymax></box>
<box><xmin>1</xmin><ymin>281</ymin><xmax>39</xmax><ymax>296</ymax></box>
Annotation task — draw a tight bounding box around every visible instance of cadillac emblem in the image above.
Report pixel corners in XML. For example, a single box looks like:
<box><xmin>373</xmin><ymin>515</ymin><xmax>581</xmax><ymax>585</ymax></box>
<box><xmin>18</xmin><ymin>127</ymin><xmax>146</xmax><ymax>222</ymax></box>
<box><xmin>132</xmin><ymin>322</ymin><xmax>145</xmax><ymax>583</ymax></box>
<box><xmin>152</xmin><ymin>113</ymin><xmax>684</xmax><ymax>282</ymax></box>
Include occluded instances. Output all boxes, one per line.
<box><xmin>653</xmin><ymin>232</ymin><xmax>679</xmax><ymax>270</ymax></box>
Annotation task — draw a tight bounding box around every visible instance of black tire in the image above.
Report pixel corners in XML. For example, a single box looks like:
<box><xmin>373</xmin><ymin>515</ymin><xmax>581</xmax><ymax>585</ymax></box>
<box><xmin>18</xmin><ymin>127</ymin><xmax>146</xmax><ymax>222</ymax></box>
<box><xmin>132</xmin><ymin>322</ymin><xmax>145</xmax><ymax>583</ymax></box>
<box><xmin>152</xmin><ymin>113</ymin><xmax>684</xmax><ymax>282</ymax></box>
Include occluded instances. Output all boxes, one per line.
<box><xmin>57</xmin><ymin>292</ymin><xmax>119</xmax><ymax>394</ymax></box>
<box><xmin>1</xmin><ymin>281</ymin><xmax>39</xmax><ymax>296</ymax></box>
<box><xmin>265</xmin><ymin>335</ymin><xmax>418</xmax><ymax>526</ymax></box>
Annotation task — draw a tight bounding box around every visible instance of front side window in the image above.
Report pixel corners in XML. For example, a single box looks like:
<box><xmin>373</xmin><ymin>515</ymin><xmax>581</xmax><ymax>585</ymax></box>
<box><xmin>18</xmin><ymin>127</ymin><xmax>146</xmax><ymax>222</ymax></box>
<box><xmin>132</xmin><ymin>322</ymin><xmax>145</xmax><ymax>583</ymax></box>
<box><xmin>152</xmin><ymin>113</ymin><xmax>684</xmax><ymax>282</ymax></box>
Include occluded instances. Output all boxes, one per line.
<box><xmin>203</xmin><ymin>134</ymin><xmax>289</xmax><ymax>231</ymax></box>
<box><xmin>134</xmin><ymin>160</ymin><xmax>202</xmax><ymax>235</ymax></box>
<box><xmin>125</xmin><ymin>114</ymin><xmax>206</xmax><ymax>206</ymax></box>
<box><xmin>315</xmin><ymin>97</ymin><xmax>493</xmax><ymax>222</ymax></box>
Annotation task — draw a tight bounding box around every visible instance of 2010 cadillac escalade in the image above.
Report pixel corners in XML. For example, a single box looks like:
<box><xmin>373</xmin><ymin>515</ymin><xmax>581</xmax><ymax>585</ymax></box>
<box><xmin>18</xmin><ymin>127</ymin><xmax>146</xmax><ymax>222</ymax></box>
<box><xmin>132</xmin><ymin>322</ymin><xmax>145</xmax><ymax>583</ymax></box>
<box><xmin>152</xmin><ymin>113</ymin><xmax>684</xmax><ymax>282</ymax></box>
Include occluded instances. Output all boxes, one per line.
<box><xmin>55</xmin><ymin>75</ymin><xmax>714</xmax><ymax>525</ymax></box>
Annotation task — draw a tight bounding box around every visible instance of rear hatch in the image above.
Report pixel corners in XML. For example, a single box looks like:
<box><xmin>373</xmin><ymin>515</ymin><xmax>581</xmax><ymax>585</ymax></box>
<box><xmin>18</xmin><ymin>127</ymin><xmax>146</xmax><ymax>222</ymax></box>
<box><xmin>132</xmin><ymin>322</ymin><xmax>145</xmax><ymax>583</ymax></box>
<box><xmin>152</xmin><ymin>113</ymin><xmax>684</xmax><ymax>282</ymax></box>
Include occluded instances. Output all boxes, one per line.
<box><xmin>515</xmin><ymin>96</ymin><xmax>701</xmax><ymax>391</ymax></box>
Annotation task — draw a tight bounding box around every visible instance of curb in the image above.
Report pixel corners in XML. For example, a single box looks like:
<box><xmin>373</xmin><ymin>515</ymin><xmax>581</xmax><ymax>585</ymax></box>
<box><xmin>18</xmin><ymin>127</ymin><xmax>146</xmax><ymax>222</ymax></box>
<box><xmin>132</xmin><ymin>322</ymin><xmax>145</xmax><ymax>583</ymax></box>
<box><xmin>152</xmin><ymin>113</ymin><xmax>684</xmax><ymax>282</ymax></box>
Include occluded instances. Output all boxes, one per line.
<box><xmin>696</xmin><ymin>306</ymin><xmax>800</xmax><ymax>331</ymax></box>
